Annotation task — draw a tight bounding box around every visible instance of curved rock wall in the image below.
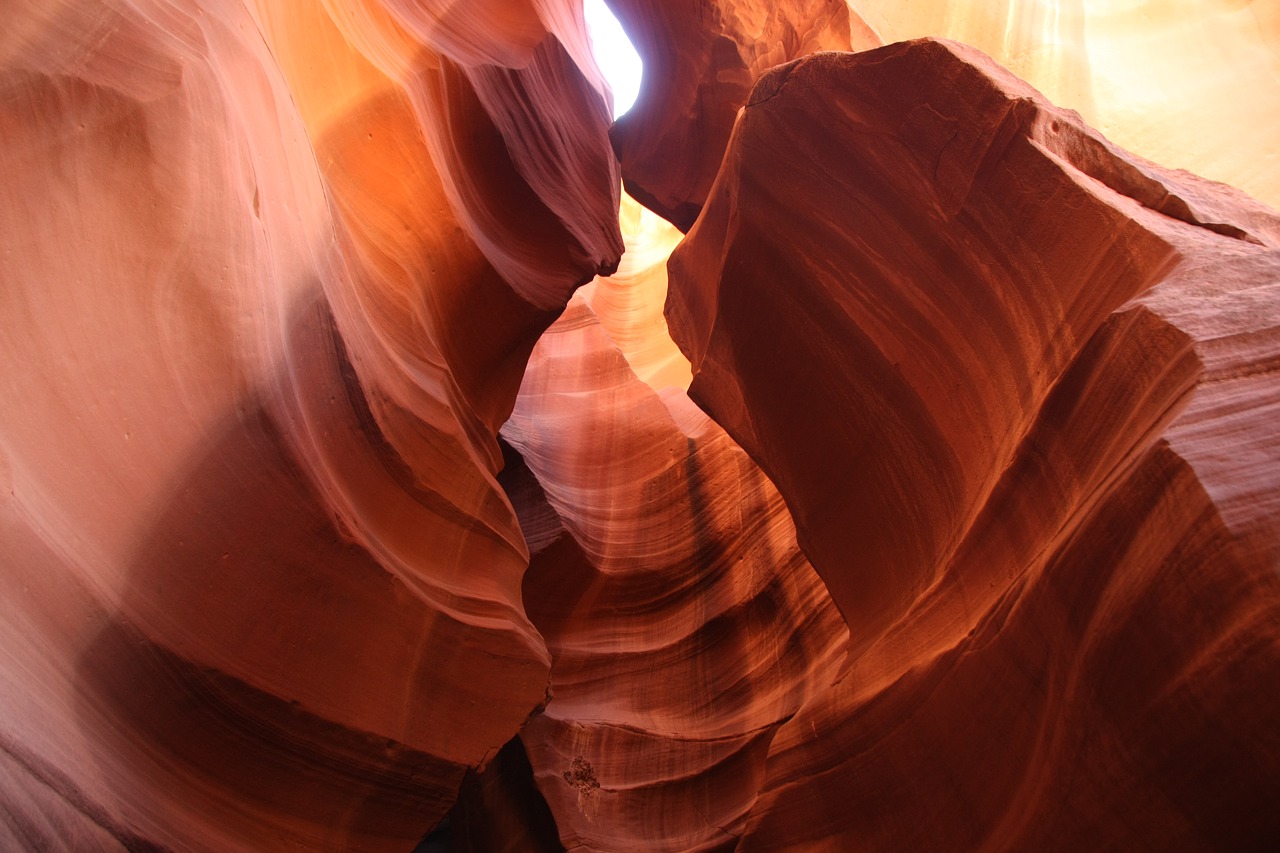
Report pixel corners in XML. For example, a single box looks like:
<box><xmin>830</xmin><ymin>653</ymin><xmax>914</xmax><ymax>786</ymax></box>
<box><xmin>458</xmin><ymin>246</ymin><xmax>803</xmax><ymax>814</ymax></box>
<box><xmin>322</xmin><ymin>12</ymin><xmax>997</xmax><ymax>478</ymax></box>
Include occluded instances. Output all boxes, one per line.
<box><xmin>667</xmin><ymin>38</ymin><xmax>1280</xmax><ymax>849</ymax></box>
<box><xmin>607</xmin><ymin>0</ymin><xmax>880</xmax><ymax>230</ymax></box>
<box><xmin>1</xmin><ymin>0</ymin><xmax>1278</xmax><ymax>850</ymax></box>
<box><xmin>1</xmin><ymin>0</ymin><xmax>617</xmax><ymax>848</ymax></box>
<box><xmin>502</xmin><ymin>298</ymin><xmax>847</xmax><ymax>850</ymax></box>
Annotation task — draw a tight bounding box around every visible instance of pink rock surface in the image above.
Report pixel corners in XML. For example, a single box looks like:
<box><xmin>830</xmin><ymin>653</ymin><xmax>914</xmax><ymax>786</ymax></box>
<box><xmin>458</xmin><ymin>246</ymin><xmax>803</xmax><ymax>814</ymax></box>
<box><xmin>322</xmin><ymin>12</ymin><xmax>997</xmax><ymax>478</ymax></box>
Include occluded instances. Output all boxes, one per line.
<box><xmin>502</xmin><ymin>297</ymin><xmax>847</xmax><ymax>850</ymax></box>
<box><xmin>2</xmin><ymin>0</ymin><xmax>1278</xmax><ymax>849</ymax></box>
<box><xmin>1</xmin><ymin>0</ymin><xmax>618</xmax><ymax>847</ymax></box>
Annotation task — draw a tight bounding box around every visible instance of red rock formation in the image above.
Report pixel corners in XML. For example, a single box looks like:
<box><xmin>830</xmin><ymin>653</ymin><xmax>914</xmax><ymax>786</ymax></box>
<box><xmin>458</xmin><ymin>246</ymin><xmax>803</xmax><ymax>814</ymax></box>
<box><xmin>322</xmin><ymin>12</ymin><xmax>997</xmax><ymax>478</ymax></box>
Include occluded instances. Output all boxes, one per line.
<box><xmin>2</xmin><ymin>0</ymin><xmax>1279</xmax><ymax>849</ymax></box>
<box><xmin>607</xmin><ymin>0</ymin><xmax>880</xmax><ymax>229</ymax></box>
<box><xmin>667</xmin><ymin>38</ymin><xmax>1280</xmax><ymax>848</ymax></box>
<box><xmin>0</xmin><ymin>0</ymin><xmax>617</xmax><ymax>848</ymax></box>
<box><xmin>501</xmin><ymin>298</ymin><xmax>847</xmax><ymax>850</ymax></box>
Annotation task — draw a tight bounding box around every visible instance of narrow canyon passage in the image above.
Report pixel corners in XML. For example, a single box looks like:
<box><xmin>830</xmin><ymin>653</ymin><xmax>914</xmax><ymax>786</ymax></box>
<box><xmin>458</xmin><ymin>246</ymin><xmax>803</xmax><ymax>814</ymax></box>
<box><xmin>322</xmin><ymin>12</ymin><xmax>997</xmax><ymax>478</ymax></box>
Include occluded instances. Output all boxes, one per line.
<box><xmin>1</xmin><ymin>1</ymin><xmax>1278</xmax><ymax>851</ymax></box>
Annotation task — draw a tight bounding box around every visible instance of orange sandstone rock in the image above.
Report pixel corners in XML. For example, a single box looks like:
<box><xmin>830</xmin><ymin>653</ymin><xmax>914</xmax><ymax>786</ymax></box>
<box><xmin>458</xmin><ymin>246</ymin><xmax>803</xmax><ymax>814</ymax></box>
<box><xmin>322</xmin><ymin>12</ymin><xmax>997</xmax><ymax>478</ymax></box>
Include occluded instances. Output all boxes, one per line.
<box><xmin>501</xmin><ymin>298</ymin><xmax>847</xmax><ymax>850</ymax></box>
<box><xmin>2</xmin><ymin>0</ymin><xmax>1279</xmax><ymax>848</ymax></box>
<box><xmin>850</xmin><ymin>0</ymin><xmax>1280</xmax><ymax>210</ymax></box>
<box><xmin>579</xmin><ymin>191</ymin><xmax>691</xmax><ymax>392</ymax></box>
<box><xmin>0</xmin><ymin>0</ymin><xmax>619</xmax><ymax>847</ymax></box>
<box><xmin>667</xmin><ymin>37</ymin><xmax>1280</xmax><ymax>848</ymax></box>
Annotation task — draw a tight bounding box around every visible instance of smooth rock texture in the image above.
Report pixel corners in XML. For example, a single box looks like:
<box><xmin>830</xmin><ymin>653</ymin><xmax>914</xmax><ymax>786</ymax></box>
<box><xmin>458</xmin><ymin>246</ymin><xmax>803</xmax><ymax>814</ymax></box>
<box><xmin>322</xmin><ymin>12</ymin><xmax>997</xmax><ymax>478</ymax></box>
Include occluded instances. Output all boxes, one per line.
<box><xmin>1</xmin><ymin>0</ymin><xmax>617</xmax><ymax>848</ymax></box>
<box><xmin>607</xmin><ymin>0</ymin><xmax>1280</xmax><ymax>224</ymax></box>
<box><xmin>578</xmin><ymin>190</ymin><xmax>692</xmax><ymax>391</ymax></box>
<box><xmin>849</xmin><ymin>0</ymin><xmax>1280</xmax><ymax>210</ymax></box>
<box><xmin>607</xmin><ymin>0</ymin><xmax>880</xmax><ymax>229</ymax></box>
<box><xmin>1</xmin><ymin>0</ymin><xmax>1278</xmax><ymax>850</ymax></box>
<box><xmin>501</xmin><ymin>298</ymin><xmax>847</xmax><ymax>851</ymax></box>
<box><xmin>667</xmin><ymin>37</ymin><xmax>1280</xmax><ymax>848</ymax></box>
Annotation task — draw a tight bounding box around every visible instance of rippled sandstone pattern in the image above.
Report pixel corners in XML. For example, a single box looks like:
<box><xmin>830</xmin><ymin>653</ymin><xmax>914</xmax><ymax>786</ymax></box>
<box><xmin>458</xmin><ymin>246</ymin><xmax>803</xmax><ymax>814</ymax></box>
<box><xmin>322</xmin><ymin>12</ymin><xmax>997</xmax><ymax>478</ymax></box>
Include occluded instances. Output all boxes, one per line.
<box><xmin>1</xmin><ymin>0</ymin><xmax>618</xmax><ymax>848</ymax></box>
<box><xmin>606</xmin><ymin>0</ymin><xmax>1280</xmax><ymax>231</ymax></box>
<box><xmin>501</xmin><ymin>298</ymin><xmax>847</xmax><ymax>850</ymax></box>
<box><xmin>1</xmin><ymin>0</ymin><xmax>1278</xmax><ymax>851</ymax></box>
<box><xmin>668</xmin><ymin>37</ymin><xmax>1280</xmax><ymax>849</ymax></box>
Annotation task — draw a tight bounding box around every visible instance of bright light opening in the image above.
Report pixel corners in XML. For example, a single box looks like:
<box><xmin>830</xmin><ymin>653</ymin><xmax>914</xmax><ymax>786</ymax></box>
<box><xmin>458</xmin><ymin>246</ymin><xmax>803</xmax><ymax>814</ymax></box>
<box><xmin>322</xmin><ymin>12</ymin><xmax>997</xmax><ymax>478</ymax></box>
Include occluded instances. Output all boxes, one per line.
<box><xmin>584</xmin><ymin>0</ymin><xmax>642</xmax><ymax>119</ymax></box>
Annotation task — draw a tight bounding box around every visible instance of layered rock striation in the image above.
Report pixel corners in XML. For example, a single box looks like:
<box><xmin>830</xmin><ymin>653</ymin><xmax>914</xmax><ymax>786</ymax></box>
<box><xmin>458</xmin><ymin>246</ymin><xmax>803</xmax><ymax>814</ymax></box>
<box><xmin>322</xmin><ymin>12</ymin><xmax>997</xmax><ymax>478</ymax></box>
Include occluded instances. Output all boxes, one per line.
<box><xmin>501</xmin><ymin>298</ymin><xmax>847</xmax><ymax>850</ymax></box>
<box><xmin>1</xmin><ymin>0</ymin><xmax>618</xmax><ymax>848</ymax></box>
<box><xmin>1</xmin><ymin>1</ymin><xmax>1278</xmax><ymax>851</ymax></box>
<box><xmin>667</xmin><ymin>38</ymin><xmax>1280</xmax><ymax>849</ymax></box>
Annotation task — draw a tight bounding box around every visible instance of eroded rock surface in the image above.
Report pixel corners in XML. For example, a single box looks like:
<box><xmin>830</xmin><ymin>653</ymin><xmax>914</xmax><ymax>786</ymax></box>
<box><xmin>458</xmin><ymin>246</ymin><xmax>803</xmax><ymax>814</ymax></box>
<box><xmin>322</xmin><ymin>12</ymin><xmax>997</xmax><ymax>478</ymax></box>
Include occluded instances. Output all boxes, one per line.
<box><xmin>1</xmin><ymin>0</ymin><xmax>618</xmax><ymax>848</ymax></box>
<box><xmin>1</xmin><ymin>1</ymin><xmax>1278</xmax><ymax>850</ymax></box>
<box><xmin>501</xmin><ymin>299</ymin><xmax>847</xmax><ymax>850</ymax></box>
<box><xmin>850</xmin><ymin>0</ymin><xmax>1280</xmax><ymax>210</ymax></box>
<box><xmin>667</xmin><ymin>38</ymin><xmax>1280</xmax><ymax>848</ymax></box>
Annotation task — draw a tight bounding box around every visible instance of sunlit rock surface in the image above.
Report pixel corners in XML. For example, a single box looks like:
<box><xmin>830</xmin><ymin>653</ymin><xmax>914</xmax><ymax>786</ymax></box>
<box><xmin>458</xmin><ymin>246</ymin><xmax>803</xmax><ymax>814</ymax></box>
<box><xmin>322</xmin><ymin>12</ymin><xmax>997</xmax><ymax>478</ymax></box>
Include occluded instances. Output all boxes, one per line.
<box><xmin>605</xmin><ymin>0</ymin><xmax>1280</xmax><ymax>226</ymax></box>
<box><xmin>607</xmin><ymin>0</ymin><xmax>880</xmax><ymax>230</ymax></box>
<box><xmin>0</xmin><ymin>0</ymin><xmax>617</xmax><ymax>848</ymax></box>
<box><xmin>848</xmin><ymin>0</ymin><xmax>1280</xmax><ymax>211</ymax></box>
<box><xmin>501</xmin><ymin>299</ymin><xmax>846</xmax><ymax>850</ymax></box>
<box><xmin>668</xmin><ymin>37</ymin><xmax>1280</xmax><ymax>848</ymax></box>
<box><xmin>578</xmin><ymin>191</ymin><xmax>691</xmax><ymax>392</ymax></box>
<box><xmin>1</xmin><ymin>0</ymin><xmax>1278</xmax><ymax>850</ymax></box>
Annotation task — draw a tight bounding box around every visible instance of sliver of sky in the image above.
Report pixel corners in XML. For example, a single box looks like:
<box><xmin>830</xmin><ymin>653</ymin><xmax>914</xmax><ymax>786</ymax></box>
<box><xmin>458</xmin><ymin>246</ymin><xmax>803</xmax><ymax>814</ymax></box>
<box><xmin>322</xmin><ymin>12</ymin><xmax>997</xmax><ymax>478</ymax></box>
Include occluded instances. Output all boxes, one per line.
<box><xmin>584</xmin><ymin>0</ymin><xmax>643</xmax><ymax>119</ymax></box>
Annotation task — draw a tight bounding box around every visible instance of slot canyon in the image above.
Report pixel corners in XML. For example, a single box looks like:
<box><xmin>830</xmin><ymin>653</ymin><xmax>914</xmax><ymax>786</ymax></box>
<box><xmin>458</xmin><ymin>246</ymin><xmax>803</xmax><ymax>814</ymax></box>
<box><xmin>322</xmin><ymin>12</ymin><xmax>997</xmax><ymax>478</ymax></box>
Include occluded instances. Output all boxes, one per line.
<box><xmin>2</xmin><ymin>1</ymin><xmax>1279</xmax><ymax>850</ymax></box>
